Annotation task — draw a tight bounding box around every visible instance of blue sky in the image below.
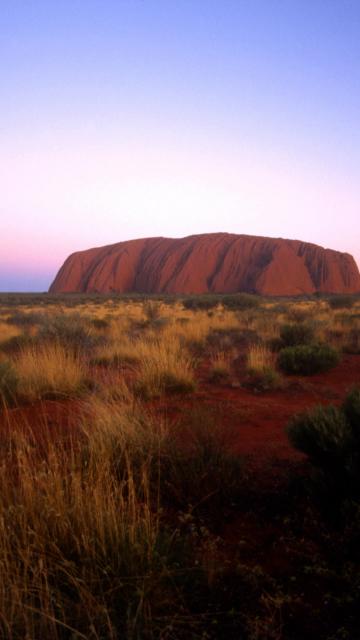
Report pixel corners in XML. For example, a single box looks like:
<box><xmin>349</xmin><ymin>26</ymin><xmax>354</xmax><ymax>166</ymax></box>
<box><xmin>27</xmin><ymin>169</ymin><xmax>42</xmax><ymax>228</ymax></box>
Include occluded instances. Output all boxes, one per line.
<box><xmin>1</xmin><ymin>0</ymin><xmax>359</xmax><ymax>290</ymax></box>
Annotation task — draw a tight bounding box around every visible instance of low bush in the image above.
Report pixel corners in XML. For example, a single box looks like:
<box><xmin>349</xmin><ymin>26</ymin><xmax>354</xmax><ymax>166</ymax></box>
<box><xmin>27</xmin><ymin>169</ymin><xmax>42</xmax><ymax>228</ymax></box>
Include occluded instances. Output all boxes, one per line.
<box><xmin>209</xmin><ymin>351</ymin><xmax>232</xmax><ymax>382</ymax></box>
<box><xmin>222</xmin><ymin>293</ymin><xmax>260</xmax><ymax>310</ymax></box>
<box><xmin>343</xmin><ymin>328</ymin><xmax>360</xmax><ymax>354</ymax></box>
<box><xmin>134</xmin><ymin>339</ymin><xmax>196</xmax><ymax>398</ymax></box>
<box><xmin>143</xmin><ymin>300</ymin><xmax>162</xmax><ymax>323</ymax></box>
<box><xmin>14</xmin><ymin>343</ymin><xmax>89</xmax><ymax>401</ymax></box>
<box><xmin>287</xmin><ymin>387</ymin><xmax>360</xmax><ymax>501</ymax></box>
<box><xmin>0</xmin><ymin>361</ymin><xmax>18</xmax><ymax>404</ymax></box>
<box><xmin>279</xmin><ymin>322</ymin><xmax>315</xmax><ymax>347</ymax></box>
<box><xmin>182</xmin><ymin>296</ymin><xmax>220</xmax><ymax>311</ymax></box>
<box><xmin>343</xmin><ymin>386</ymin><xmax>360</xmax><ymax>435</ymax></box>
<box><xmin>161</xmin><ymin>407</ymin><xmax>244</xmax><ymax>515</ymax></box>
<box><xmin>91</xmin><ymin>317</ymin><xmax>110</xmax><ymax>330</ymax></box>
<box><xmin>246</xmin><ymin>366</ymin><xmax>283</xmax><ymax>391</ymax></box>
<box><xmin>278</xmin><ymin>343</ymin><xmax>340</xmax><ymax>375</ymax></box>
<box><xmin>6</xmin><ymin>310</ymin><xmax>45</xmax><ymax>327</ymax></box>
<box><xmin>37</xmin><ymin>314</ymin><xmax>104</xmax><ymax>353</ymax></box>
<box><xmin>0</xmin><ymin>333</ymin><xmax>34</xmax><ymax>354</ymax></box>
<box><xmin>328</xmin><ymin>295</ymin><xmax>355</xmax><ymax>310</ymax></box>
<box><xmin>287</xmin><ymin>405</ymin><xmax>352</xmax><ymax>467</ymax></box>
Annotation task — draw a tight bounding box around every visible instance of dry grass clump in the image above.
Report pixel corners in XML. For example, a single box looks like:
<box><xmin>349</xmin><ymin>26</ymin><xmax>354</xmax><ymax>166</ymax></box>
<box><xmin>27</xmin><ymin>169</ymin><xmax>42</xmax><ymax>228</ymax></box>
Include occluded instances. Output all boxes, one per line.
<box><xmin>134</xmin><ymin>336</ymin><xmax>196</xmax><ymax>397</ymax></box>
<box><xmin>209</xmin><ymin>350</ymin><xmax>233</xmax><ymax>382</ymax></box>
<box><xmin>247</xmin><ymin>343</ymin><xmax>274</xmax><ymax>372</ymax></box>
<box><xmin>246</xmin><ymin>343</ymin><xmax>282</xmax><ymax>390</ymax></box>
<box><xmin>14</xmin><ymin>343</ymin><xmax>89</xmax><ymax>400</ymax></box>
<box><xmin>0</xmin><ymin>321</ymin><xmax>22</xmax><ymax>343</ymax></box>
<box><xmin>92</xmin><ymin>334</ymin><xmax>140</xmax><ymax>366</ymax></box>
<box><xmin>0</xmin><ymin>397</ymin><xmax>247</xmax><ymax>638</ymax></box>
<box><xmin>0</xmin><ymin>407</ymin><xmax>165</xmax><ymax>639</ymax></box>
<box><xmin>316</xmin><ymin>311</ymin><xmax>360</xmax><ymax>352</ymax></box>
<box><xmin>0</xmin><ymin>360</ymin><xmax>18</xmax><ymax>405</ymax></box>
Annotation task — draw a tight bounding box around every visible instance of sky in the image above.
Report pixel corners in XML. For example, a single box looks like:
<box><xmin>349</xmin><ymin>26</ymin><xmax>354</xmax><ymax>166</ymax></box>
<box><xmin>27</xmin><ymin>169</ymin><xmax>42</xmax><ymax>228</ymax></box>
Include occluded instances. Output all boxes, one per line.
<box><xmin>0</xmin><ymin>0</ymin><xmax>359</xmax><ymax>291</ymax></box>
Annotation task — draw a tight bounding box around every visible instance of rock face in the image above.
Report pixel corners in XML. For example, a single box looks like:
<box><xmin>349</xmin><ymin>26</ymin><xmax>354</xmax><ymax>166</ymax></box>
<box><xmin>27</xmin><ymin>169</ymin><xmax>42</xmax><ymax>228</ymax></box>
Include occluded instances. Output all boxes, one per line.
<box><xmin>49</xmin><ymin>233</ymin><xmax>360</xmax><ymax>296</ymax></box>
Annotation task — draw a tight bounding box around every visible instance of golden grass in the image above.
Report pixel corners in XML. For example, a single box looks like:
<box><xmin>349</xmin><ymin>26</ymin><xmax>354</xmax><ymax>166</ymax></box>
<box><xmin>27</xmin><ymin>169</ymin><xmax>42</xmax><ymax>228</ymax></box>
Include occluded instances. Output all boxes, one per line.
<box><xmin>14</xmin><ymin>343</ymin><xmax>88</xmax><ymax>400</ymax></box>
<box><xmin>246</xmin><ymin>343</ymin><xmax>275</xmax><ymax>373</ymax></box>
<box><xmin>134</xmin><ymin>336</ymin><xmax>196</xmax><ymax>397</ymax></box>
<box><xmin>0</xmin><ymin>404</ymin><xmax>161</xmax><ymax>638</ymax></box>
<box><xmin>0</xmin><ymin>322</ymin><xmax>22</xmax><ymax>343</ymax></box>
<box><xmin>93</xmin><ymin>334</ymin><xmax>140</xmax><ymax>365</ymax></box>
<box><xmin>209</xmin><ymin>350</ymin><xmax>233</xmax><ymax>381</ymax></box>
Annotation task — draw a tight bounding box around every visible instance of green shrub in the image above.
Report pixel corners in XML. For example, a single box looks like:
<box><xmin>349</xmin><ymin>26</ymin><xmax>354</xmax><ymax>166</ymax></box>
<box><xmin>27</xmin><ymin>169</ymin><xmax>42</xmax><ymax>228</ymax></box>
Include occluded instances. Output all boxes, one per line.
<box><xmin>279</xmin><ymin>322</ymin><xmax>315</xmax><ymax>347</ymax></box>
<box><xmin>161</xmin><ymin>408</ymin><xmax>243</xmax><ymax>515</ymax></box>
<box><xmin>246</xmin><ymin>366</ymin><xmax>283</xmax><ymax>391</ymax></box>
<box><xmin>287</xmin><ymin>388</ymin><xmax>360</xmax><ymax>501</ymax></box>
<box><xmin>328</xmin><ymin>295</ymin><xmax>355</xmax><ymax>310</ymax></box>
<box><xmin>343</xmin><ymin>328</ymin><xmax>360</xmax><ymax>354</ymax></box>
<box><xmin>0</xmin><ymin>333</ymin><xmax>34</xmax><ymax>354</ymax></box>
<box><xmin>278</xmin><ymin>344</ymin><xmax>340</xmax><ymax>375</ymax></box>
<box><xmin>37</xmin><ymin>314</ymin><xmax>105</xmax><ymax>353</ymax></box>
<box><xmin>0</xmin><ymin>361</ymin><xmax>18</xmax><ymax>404</ymax></box>
<box><xmin>222</xmin><ymin>293</ymin><xmax>260</xmax><ymax>310</ymax></box>
<box><xmin>343</xmin><ymin>387</ymin><xmax>360</xmax><ymax>435</ymax></box>
<box><xmin>91</xmin><ymin>317</ymin><xmax>110</xmax><ymax>330</ymax></box>
<box><xmin>143</xmin><ymin>300</ymin><xmax>162</xmax><ymax>323</ymax></box>
<box><xmin>182</xmin><ymin>296</ymin><xmax>220</xmax><ymax>311</ymax></box>
<box><xmin>287</xmin><ymin>405</ymin><xmax>352</xmax><ymax>467</ymax></box>
<box><xmin>6</xmin><ymin>311</ymin><xmax>45</xmax><ymax>327</ymax></box>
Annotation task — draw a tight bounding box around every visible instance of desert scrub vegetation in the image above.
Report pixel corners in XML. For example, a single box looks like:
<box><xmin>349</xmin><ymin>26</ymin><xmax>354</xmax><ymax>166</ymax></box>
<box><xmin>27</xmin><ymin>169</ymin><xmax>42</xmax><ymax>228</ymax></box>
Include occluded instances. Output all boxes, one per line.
<box><xmin>0</xmin><ymin>397</ymin><xmax>248</xmax><ymax>639</ymax></box>
<box><xmin>328</xmin><ymin>294</ymin><xmax>355</xmax><ymax>310</ymax></box>
<box><xmin>37</xmin><ymin>313</ymin><xmax>104</xmax><ymax>353</ymax></box>
<box><xmin>287</xmin><ymin>387</ymin><xmax>360</xmax><ymax>501</ymax></box>
<box><xmin>209</xmin><ymin>350</ymin><xmax>233</xmax><ymax>382</ymax></box>
<box><xmin>246</xmin><ymin>343</ymin><xmax>282</xmax><ymax>390</ymax></box>
<box><xmin>0</xmin><ymin>360</ymin><xmax>18</xmax><ymax>405</ymax></box>
<box><xmin>83</xmin><ymin>400</ymin><xmax>244</xmax><ymax>517</ymax></box>
<box><xmin>13</xmin><ymin>343</ymin><xmax>89</xmax><ymax>401</ymax></box>
<box><xmin>0</xmin><ymin>409</ymin><xmax>167</xmax><ymax>639</ymax></box>
<box><xmin>159</xmin><ymin>406</ymin><xmax>244</xmax><ymax>515</ymax></box>
<box><xmin>278</xmin><ymin>343</ymin><xmax>340</xmax><ymax>375</ymax></box>
<box><xmin>134</xmin><ymin>336</ymin><xmax>196</xmax><ymax>397</ymax></box>
<box><xmin>279</xmin><ymin>322</ymin><xmax>315</xmax><ymax>347</ymax></box>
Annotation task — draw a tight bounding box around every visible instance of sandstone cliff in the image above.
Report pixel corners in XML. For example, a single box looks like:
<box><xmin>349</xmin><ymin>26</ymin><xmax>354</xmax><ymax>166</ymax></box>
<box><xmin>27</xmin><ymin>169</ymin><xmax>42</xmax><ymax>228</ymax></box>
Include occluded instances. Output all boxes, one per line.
<box><xmin>49</xmin><ymin>233</ymin><xmax>360</xmax><ymax>296</ymax></box>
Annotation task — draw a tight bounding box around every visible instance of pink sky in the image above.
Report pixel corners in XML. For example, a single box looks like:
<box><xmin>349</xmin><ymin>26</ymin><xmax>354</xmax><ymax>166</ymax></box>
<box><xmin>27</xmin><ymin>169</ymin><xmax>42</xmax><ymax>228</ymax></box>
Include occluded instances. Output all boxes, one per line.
<box><xmin>1</xmin><ymin>2</ymin><xmax>359</xmax><ymax>290</ymax></box>
<box><xmin>1</xmin><ymin>123</ymin><xmax>359</xmax><ymax>291</ymax></box>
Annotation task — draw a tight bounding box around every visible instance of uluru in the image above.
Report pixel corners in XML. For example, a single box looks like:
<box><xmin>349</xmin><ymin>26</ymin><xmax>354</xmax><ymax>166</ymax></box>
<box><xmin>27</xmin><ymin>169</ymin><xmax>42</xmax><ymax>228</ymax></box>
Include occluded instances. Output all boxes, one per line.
<box><xmin>49</xmin><ymin>233</ymin><xmax>360</xmax><ymax>296</ymax></box>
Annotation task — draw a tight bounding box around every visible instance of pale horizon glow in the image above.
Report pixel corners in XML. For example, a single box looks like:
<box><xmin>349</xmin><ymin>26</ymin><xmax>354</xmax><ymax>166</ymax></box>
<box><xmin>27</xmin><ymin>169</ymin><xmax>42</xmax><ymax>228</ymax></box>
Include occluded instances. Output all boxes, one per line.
<box><xmin>1</xmin><ymin>1</ymin><xmax>359</xmax><ymax>291</ymax></box>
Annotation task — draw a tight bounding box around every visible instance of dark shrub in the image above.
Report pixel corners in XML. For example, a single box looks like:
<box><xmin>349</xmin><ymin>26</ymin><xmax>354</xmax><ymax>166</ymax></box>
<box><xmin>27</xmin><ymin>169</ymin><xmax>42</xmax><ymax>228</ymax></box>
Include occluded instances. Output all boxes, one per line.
<box><xmin>287</xmin><ymin>307</ymin><xmax>314</xmax><ymax>323</ymax></box>
<box><xmin>6</xmin><ymin>311</ymin><xmax>45</xmax><ymax>327</ymax></box>
<box><xmin>207</xmin><ymin>328</ymin><xmax>258</xmax><ymax>351</ymax></box>
<box><xmin>0</xmin><ymin>333</ymin><xmax>34</xmax><ymax>354</ymax></box>
<box><xmin>287</xmin><ymin>389</ymin><xmax>360</xmax><ymax>501</ymax></box>
<box><xmin>287</xmin><ymin>405</ymin><xmax>352</xmax><ymax>467</ymax></box>
<box><xmin>328</xmin><ymin>295</ymin><xmax>355</xmax><ymax>310</ymax></box>
<box><xmin>91</xmin><ymin>318</ymin><xmax>110</xmax><ymax>330</ymax></box>
<box><xmin>279</xmin><ymin>323</ymin><xmax>315</xmax><ymax>347</ymax></box>
<box><xmin>343</xmin><ymin>328</ymin><xmax>360</xmax><ymax>354</ymax></box>
<box><xmin>143</xmin><ymin>301</ymin><xmax>162</xmax><ymax>323</ymax></box>
<box><xmin>37</xmin><ymin>314</ymin><xmax>105</xmax><ymax>353</ymax></box>
<box><xmin>343</xmin><ymin>387</ymin><xmax>360</xmax><ymax>435</ymax></box>
<box><xmin>161</xmin><ymin>408</ymin><xmax>243</xmax><ymax>515</ymax></box>
<box><xmin>278</xmin><ymin>344</ymin><xmax>340</xmax><ymax>375</ymax></box>
<box><xmin>182</xmin><ymin>296</ymin><xmax>220</xmax><ymax>311</ymax></box>
<box><xmin>0</xmin><ymin>361</ymin><xmax>18</xmax><ymax>404</ymax></box>
<box><xmin>222</xmin><ymin>293</ymin><xmax>260</xmax><ymax>310</ymax></box>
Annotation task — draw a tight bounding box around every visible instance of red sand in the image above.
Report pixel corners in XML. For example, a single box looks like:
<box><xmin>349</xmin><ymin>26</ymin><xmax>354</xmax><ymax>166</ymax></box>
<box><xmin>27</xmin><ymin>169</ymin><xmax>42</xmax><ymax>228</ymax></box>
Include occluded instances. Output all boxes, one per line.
<box><xmin>2</xmin><ymin>354</ymin><xmax>359</xmax><ymax>471</ymax></box>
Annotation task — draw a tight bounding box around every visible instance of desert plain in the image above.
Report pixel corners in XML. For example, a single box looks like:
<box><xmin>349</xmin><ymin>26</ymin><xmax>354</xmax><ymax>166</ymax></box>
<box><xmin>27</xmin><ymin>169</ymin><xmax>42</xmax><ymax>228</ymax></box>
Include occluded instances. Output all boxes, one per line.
<box><xmin>0</xmin><ymin>291</ymin><xmax>359</xmax><ymax>639</ymax></box>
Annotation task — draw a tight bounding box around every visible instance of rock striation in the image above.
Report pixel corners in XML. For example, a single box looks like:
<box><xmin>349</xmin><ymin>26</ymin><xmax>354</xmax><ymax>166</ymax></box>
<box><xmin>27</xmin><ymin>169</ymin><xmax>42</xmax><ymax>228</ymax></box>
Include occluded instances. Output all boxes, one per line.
<box><xmin>49</xmin><ymin>233</ymin><xmax>360</xmax><ymax>296</ymax></box>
